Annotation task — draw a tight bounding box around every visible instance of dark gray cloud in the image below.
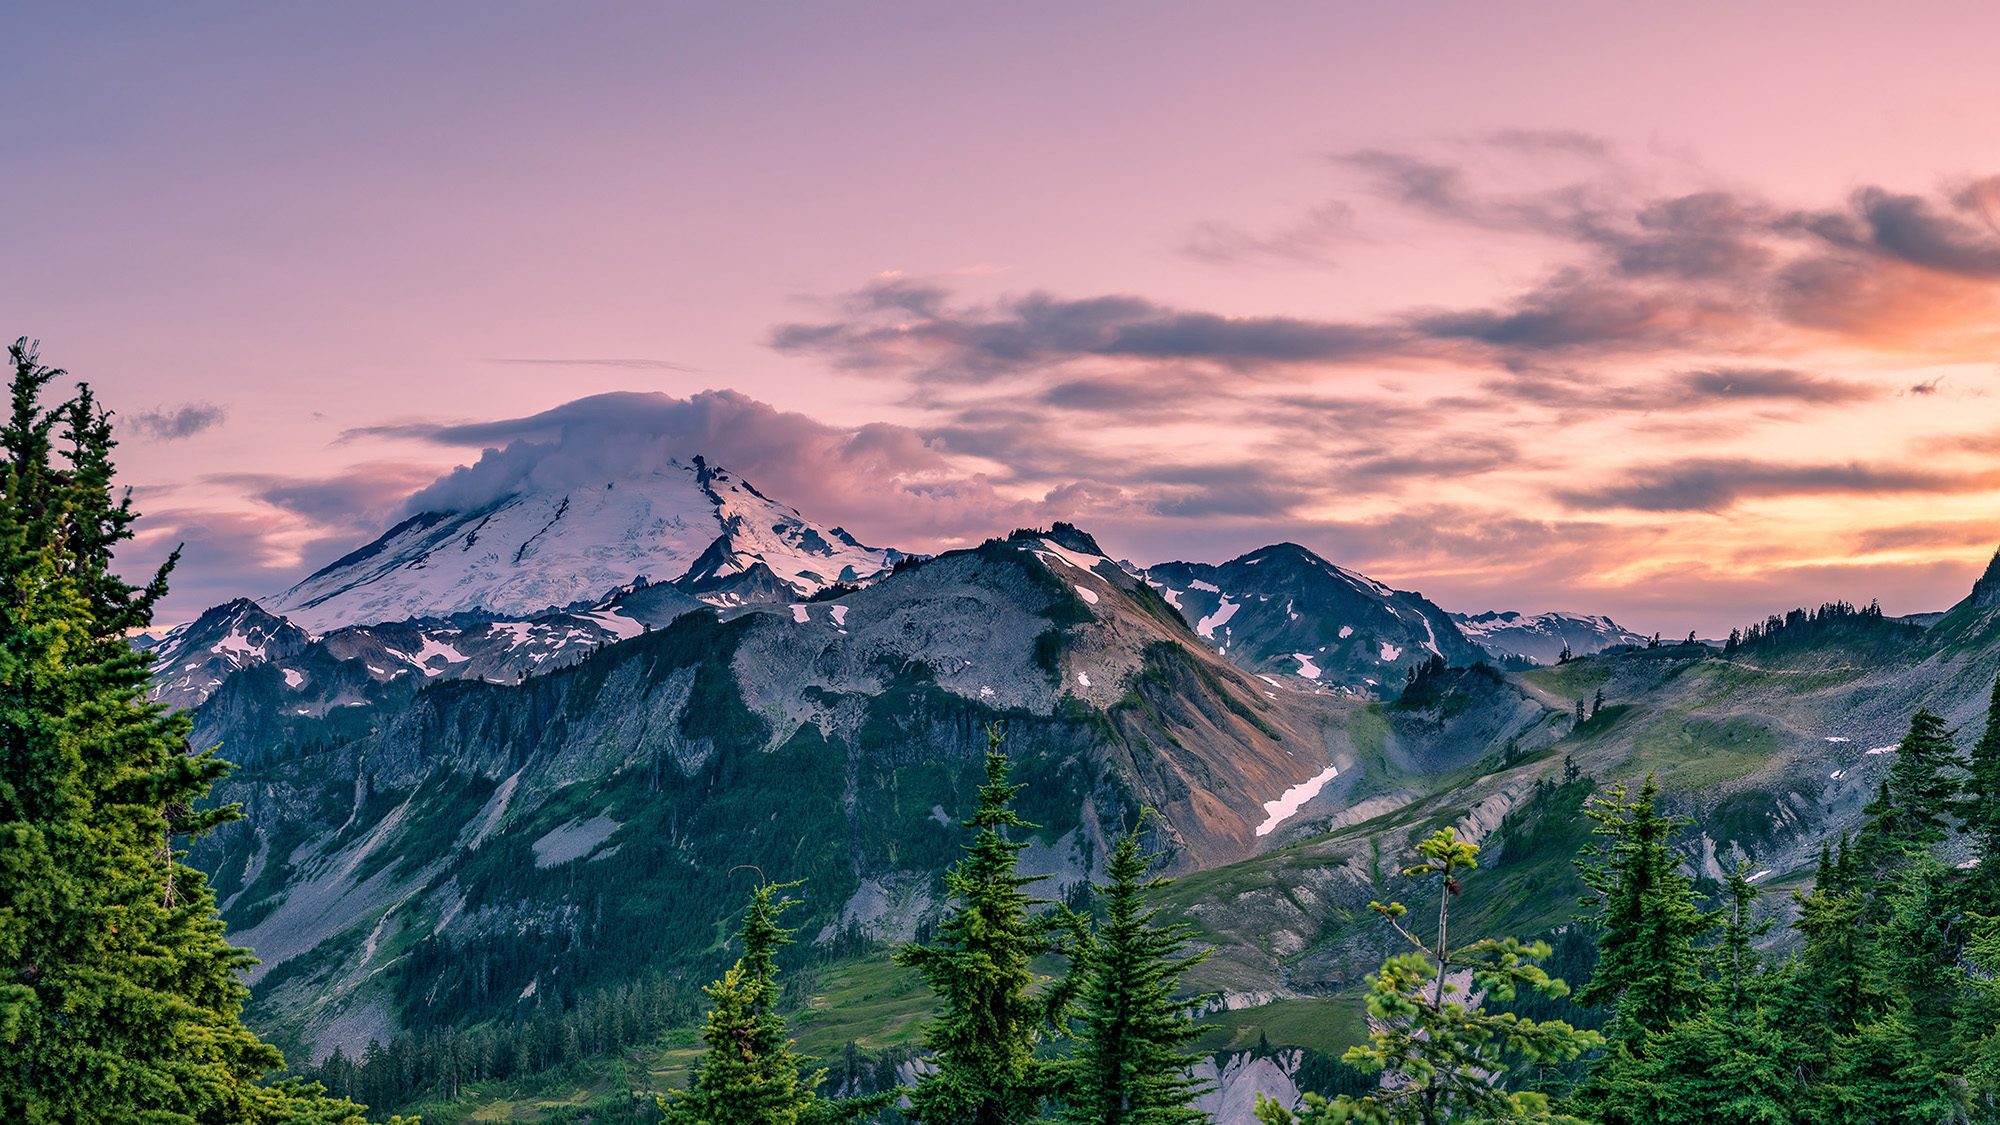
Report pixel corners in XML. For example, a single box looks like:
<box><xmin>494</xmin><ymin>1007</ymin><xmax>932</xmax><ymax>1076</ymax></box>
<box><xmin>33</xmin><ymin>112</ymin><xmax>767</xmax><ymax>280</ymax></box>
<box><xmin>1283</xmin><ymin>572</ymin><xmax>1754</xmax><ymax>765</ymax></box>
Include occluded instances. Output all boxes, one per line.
<box><xmin>1555</xmin><ymin>458</ymin><xmax>1996</xmax><ymax>513</ymax></box>
<box><xmin>771</xmin><ymin>280</ymin><xmax>1420</xmax><ymax>382</ymax></box>
<box><xmin>775</xmin><ymin>149</ymin><xmax>2000</xmax><ymax>419</ymax></box>
<box><xmin>1801</xmin><ymin>186</ymin><xmax>2000</xmax><ymax>278</ymax></box>
<box><xmin>1852</xmin><ymin>521</ymin><xmax>2000</xmax><ymax>553</ymax></box>
<box><xmin>123</xmin><ymin>402</ymin><xmax>226</xmax><ymax>441</ymax></box>
<box><xmin>1669</xmin><ymin>367</ymin><xmax>1876</xmax><ymax>406</ymax></box>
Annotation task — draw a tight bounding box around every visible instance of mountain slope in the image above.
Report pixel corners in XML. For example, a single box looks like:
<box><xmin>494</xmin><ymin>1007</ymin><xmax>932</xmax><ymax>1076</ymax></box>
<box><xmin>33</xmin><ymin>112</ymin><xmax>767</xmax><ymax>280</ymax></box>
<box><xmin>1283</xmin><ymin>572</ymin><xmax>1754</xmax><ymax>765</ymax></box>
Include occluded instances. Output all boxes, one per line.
<box><xmin>261</xmin><ymin>456</ymin><xmax>902</xmax><ymax>631</ymax></box>
<box><xmin>1144</xmin><ymin>542</ymin><xmax>1486</xmax><ymax>697</ymax></box>
<box><xmin>188</xmin><ymin>529</ymin><xmax>1362</xmax><ymax>1059</ymax></box>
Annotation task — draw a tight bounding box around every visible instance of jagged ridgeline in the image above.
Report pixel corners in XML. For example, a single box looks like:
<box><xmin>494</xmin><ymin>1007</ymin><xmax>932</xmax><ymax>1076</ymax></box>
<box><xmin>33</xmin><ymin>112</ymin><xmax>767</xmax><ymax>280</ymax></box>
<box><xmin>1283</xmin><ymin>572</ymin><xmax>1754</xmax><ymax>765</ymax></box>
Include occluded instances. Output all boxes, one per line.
<box><xmin>164</xmin><ymin>433</ymin><xmax>2000</xmax><ymax>1124</ymax></box>
<box><xmin>187</xmin><ymin>529</ymin><xmax>1347</xmax><ymax>1064</ymax></box>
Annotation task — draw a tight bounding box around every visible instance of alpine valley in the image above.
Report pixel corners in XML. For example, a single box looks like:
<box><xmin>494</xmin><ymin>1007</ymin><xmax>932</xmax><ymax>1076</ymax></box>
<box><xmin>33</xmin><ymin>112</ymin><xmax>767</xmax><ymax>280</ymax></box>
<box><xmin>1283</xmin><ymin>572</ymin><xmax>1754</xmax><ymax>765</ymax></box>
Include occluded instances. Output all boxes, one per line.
<box><xmin>157</xmin><ymin>454</ymin><xmax>2000</xmax><ymax>1124</ymax></box>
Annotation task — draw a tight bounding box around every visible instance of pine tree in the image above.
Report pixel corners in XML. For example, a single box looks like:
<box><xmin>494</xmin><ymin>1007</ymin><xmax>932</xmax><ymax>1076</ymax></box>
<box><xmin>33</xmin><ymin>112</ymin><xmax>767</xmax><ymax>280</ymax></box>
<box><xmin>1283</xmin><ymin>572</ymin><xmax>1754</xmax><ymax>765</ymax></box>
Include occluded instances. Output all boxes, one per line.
<box><xmin>896</xmin><ymin>726</ymin><xmax>1066</xmax><ymax>1125</ymax></box>
<box><xmin>1256</xmin><ymin>829</ymin><xmax>1601</xmax><ymax>1125</ymax></box>
<box><xmin>1062</xmin><ymin>819</ymin><xmax>1213</xmax><ymax>1125</ymax></box>
<box><xmin>663</xmin><ymin>880</ymin><xmax>827</xmax><ymax>1125</ymax></box>
<box><xmin>0</xmin><ymin>341</ymin><xmax>365</xmax><ymax>1123</ymax></box>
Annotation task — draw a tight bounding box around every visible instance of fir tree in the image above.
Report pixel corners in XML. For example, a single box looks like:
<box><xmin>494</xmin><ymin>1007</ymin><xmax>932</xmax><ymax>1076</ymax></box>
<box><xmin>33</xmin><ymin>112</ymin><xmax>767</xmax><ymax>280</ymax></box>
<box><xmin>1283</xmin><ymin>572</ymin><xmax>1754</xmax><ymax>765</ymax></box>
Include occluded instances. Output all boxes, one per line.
<box><xmin>1967</xmin><ymin>675</ymin><xmax>2000</xmax><ymax>885</ymax></box>
<box><xmin>896</xmin><ymin>726</ymin><xmax>1066</xmax><ymax>1125</ymax></box>
<box><xmin>1857</xmin><ymin>708</ymin><xmax>1965</xmax><ymax>869</ymax></box>
<box><xmin>1256</xmin><ymin>829</ymin><xmax>1601</xmax><ymax>1125</ymax></box>
<box><xmin>0</xmin><ymin>341</ymin><xmax>365</xmax><ymax>1123</ymax></box>
<box><xmin>664</xmin><ymin>880</ymin><xmax>828</xmax><ymax>1125</ymax></box>
<box><xmin>1062</xmin><ymin>819</ymin><xmax>1213</xmax><ymax>1125</ymax></box>
<box><xmin>1714</xmin><ymin>861</ymin><xmax>1771</xmax><ymax>1022</ymax></box>
<box><xmin>1575</xmin><ymin>776</ymin><xmax>1716</xmax><ymax>1038</ymax></box>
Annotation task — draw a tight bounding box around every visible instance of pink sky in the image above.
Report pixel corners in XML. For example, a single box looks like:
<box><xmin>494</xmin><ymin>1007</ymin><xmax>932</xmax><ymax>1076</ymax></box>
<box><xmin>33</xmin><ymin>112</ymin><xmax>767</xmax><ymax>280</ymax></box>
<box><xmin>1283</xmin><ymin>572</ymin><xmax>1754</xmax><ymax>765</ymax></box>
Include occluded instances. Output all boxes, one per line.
<box><xmin>7</xmin><ymin>1</ymin><xmax>2000</xmax><ymax>635</ymax></box>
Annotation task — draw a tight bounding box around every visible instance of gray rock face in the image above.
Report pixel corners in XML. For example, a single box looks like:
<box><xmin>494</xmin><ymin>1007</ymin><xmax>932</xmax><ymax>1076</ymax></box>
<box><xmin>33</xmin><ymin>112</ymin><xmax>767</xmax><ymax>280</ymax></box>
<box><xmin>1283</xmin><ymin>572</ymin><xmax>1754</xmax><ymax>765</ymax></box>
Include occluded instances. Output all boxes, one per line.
<box><xmin>186</xmin><ymin>531</ymin><xmax>1350</xmax><ymax>1058</ymax></box>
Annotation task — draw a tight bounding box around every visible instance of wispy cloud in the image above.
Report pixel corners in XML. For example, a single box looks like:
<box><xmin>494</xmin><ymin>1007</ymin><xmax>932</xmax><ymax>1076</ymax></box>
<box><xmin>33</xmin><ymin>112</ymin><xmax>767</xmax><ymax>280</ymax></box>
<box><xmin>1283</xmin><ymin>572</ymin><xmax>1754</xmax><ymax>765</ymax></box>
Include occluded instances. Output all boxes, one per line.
<box><xmin>123</xmin><ymin>402</ymin><xmax>227</xmax><ymax>441</ymax></box>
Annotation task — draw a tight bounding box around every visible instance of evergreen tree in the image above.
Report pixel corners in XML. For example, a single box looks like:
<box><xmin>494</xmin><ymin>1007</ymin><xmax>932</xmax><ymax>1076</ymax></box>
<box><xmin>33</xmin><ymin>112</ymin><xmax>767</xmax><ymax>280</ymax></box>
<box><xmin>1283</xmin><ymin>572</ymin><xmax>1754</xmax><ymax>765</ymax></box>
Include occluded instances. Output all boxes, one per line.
<box><xmin>1256</xmin><ymin>829</ymin><xmax>1601</xmax><ymax>1125</ymax></box>
<box><xmin>1591</xmin><ymin>1008</ymin><xmax>1792</xmax><ymax>1125</ymax></box>
<box><xmin>896</xmin><ymin>726</ymin><xmax>1066</xmax><ymax>1125</ymax></box>
<box><xmin>1714</xmin><ymin>861</ymin><xmax>1771</xmax><ymax>1022</ymax></box>
<box><xmin>1857</xmin><ymin>708</ymin><xmax>1965</xmax><ymax>870</ymax></box>
<box><xmin>663</xmin><ymin>880</ymin><xmax>827</xmax><ymax>1125</ymax></box>
<box><xmin>1964</xmin><ymin>911</ymin><xmax>2000</xmax><ymax>1119</ymax></box>
<box><xmin>1575</xmin><ymin>776</ymin><xmax>1716</xmax><ymax>1038</ymax></box>
<box><xmin>0</xmin><ymin>341</ymin><xmax>365</xmax><ymax>1123</ymax></box>
<box><xmin>1967</xmin><ymin>676</ymin><xmax>2000</xmax><ymax>887</ymax></box>
<box><xmin>1062</xmin><ymin>819</ymin><xmax>1213</xmax><ymax>1125</ymax></box>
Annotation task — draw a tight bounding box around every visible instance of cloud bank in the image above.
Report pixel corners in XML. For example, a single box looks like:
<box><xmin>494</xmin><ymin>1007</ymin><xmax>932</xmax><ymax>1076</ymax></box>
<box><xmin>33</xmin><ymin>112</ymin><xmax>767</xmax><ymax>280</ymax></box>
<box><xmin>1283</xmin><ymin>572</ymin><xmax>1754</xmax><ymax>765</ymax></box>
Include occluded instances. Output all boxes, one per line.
<box><xmin>133</xmin><ymin>139</ymin><xmax>2000</xmax><ymax>635</ymax></box>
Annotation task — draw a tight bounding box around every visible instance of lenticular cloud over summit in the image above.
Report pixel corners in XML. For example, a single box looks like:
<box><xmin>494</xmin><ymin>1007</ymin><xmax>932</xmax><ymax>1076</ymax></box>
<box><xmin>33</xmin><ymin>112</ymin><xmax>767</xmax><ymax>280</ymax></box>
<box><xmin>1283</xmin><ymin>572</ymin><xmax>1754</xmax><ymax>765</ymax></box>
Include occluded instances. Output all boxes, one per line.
<box><xmin>386</xmin><ymin>389</ymin><xmax>1034</xmax><ymax>544</ymax></box>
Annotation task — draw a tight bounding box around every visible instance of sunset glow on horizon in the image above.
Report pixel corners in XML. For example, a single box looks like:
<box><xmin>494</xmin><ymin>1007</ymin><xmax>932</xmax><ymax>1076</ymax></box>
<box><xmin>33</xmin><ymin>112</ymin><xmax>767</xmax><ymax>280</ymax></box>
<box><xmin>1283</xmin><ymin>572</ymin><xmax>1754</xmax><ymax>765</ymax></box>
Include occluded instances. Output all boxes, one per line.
<box><xmin>9</xmin><ymin>0</ymin><xmax>2000</xmax><ymax>636</ymax></box>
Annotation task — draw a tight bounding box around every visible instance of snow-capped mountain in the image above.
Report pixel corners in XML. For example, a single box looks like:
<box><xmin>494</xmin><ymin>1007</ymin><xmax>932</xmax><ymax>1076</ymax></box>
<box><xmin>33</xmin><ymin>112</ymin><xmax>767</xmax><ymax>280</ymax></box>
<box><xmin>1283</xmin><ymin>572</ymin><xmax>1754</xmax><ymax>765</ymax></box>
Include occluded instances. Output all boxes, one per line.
<box><xmin>1449</xmin><ymin>610</ymin><xmax>1650</xmax><ymax>665</ymax></box>
<box><xmin>137</xmin><ymin>599</ymin><xmax>317</xmax><ymax>710</ymax></box>
<box><xmin>1143</xmin><ymin>542</ymin><xmax>1486</xmax><ymax>696</ymax></box>
<box><xmin>147</xmin><ymin>585</ymin><xmax>707</xmax><ymax>716</ymax></box>
<box><xmin>261</xmin><ymin>455</ymin><xmax>904</xmax><ymax>632</ymax></box>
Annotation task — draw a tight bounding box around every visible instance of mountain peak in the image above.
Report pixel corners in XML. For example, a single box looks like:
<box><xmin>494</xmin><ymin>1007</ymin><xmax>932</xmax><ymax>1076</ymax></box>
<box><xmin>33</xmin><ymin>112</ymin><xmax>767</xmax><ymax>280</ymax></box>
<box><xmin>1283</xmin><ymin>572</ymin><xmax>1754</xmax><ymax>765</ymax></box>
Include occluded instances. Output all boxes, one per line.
<box><xmin>262</xmin><ymin>456</ymin><xmax>902</xmax><ymax>631</ymax></box>
<box><xmin>1971</xmin><ymin>545</ymin><xmax>2000</xmax><ymax>608</ymax></box>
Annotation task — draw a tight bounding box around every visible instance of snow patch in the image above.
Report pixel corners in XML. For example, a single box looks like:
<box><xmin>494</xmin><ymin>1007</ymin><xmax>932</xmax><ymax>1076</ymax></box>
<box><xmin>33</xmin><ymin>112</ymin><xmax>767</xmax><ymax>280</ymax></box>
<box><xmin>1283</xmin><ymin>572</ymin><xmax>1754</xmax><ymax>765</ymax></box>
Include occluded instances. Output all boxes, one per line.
<box><xmin>391</xmin><ymin>635</ymin><xmax>470</xmax><ymax>676</ymax></box>
<box><xmin>1292</xmin><ymin>653</ymin><xmax>1322</xmax><ymax>680</ymax></box>
<box><xmin>1077</xmin><ymin>672</ymin><xmax>1092</xmax><ymax>687</ymax></box>
<box><xmin>1255</xmin><ymin>766</ymin><xmax>1340</xmax><ymax>837</ymax></box>
<box><xmin>1196</xmin><ymin>597</ymin><xmax>1240</xmax><ymax>639</ymax></box>
<box><xmin>1379</xmin><ymin>642</ymin><xmax>1402</xmax><ymax>662</ymax></box>
<box><xmin>209</xmin><ymin>630</ymin><xmax>267</xmax><ymax>661</ymax></box>
<box><xmin>1748</xmin><ymin>870</ymin><xmax>1773</xmax><ymax>882</ymax></box>
<box><xmin>1189</xmin><ymin>579</ymin><xmax>1222</xmax><ymax>593</ymax></box>
<box><xmin>1865</xmin><ymin>745</ymin><xmax>1896</xmax><ymax>755</ymax></box>
<box><xmin>791</xmin><ymin>604</ymin><xmax>810</xmax><ymax>623</ymax></box>
<box><xmin>583</xmin><ymin>610</ymin><xmax>645</xmax><ymax>640</ymax></box>
<box><xmin>1338</xmin><ymin>625</ymin><xmax>1354</xmax><ymax>639</ymax></box>
<box><xmin>1824</xmin><ymin>736</ymin><xmax>1849</xmax><ymax>743</ymax></box>
<box><xmin>283</xmin><ymin>668</ymin><xmax>305</xmax><ymax>689</ymax></box>
<box><xmin>829</xmin><ymin>605</ymin><xmax>848</xmax><ymax>626</ymax></box>
<box><xmin>1073</xmin><ymin>584</ymin><xmax>1099</xmax><ymax>604</ymax></box>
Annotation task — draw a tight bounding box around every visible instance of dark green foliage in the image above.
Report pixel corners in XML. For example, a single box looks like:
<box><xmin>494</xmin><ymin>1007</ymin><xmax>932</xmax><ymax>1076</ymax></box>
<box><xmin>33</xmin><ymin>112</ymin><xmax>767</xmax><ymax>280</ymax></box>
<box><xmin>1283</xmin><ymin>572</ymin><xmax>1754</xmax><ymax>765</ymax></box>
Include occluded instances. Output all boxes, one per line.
<box><xmin>895</xmin><ymin>727</ymin><xmax>1069</xmax><ymax>1125</ymax></box>
<box><xmin>1061</xmin><ymin>821</ymin><xmax>1213</xmax><ymax>1125</ymax></box>
<box><xmin>1260</xmin><ymin>828</ymin><xmax>1602</xmax><ymax>1125</ymax></box>
<box><xmin>803</xmin><ymin>583</ymin><xmax>862</xmax><ymax>603</ymax></box>
<box><xmin>1967</xmin><ymin>675</ymin><xmax>2000</xmax><ymax>883</ymax></box>
<box><xmin>1857</xmin><ymin>708</ymin><xmax>1965</xmax><ymax>865</ymax></box>
<box><xmin>1575</xmin><ymin>776</ymin><xmax>1717</xmax><ymax>1039</ymax></box>
<box><xmin>290</xmin><ymin>971</ymin><xmax>696</xmax><ymax>1110</ymax></box>
<box><xmin>1392</xmin><ymin>657</ymin><xmax>1504</xmax><ymax>713</ymax></box>
<box><xmin>664</xmin><ymin>879</ymin><xmax>891</xmax><ymax>1125</ymax></box>
<box><xmin>1034</xmin><ymin>628</ymin><xmax>1067</xmax><ymax>680</ymax></box>
<box><xmin>0</xmin><ymin>341</ymin><xmax>363</xmax><ymax>1123</ymax></box>
<box><xmin>1721</xmin><ymin>600</ymin><xmax>1916</xmax><ymax>656</ymax></box>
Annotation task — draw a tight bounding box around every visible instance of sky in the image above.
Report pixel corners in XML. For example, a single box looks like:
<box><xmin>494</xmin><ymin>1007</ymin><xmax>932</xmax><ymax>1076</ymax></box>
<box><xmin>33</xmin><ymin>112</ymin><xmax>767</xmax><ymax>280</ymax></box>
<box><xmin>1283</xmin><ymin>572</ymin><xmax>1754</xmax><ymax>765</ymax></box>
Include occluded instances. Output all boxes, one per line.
<box><xmin>7</xmin><ymin>1</ymin><xmax>2000</xmax><ymax>637</ymax></box>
